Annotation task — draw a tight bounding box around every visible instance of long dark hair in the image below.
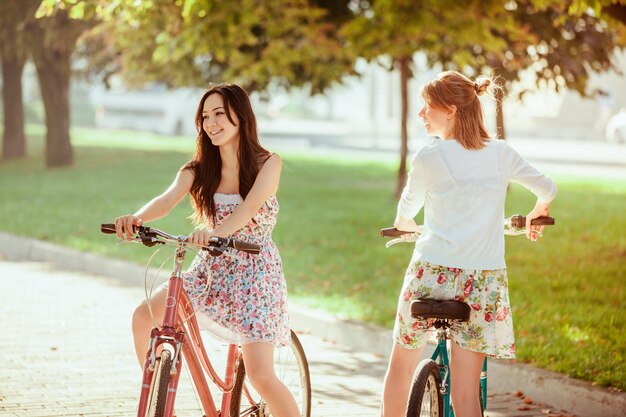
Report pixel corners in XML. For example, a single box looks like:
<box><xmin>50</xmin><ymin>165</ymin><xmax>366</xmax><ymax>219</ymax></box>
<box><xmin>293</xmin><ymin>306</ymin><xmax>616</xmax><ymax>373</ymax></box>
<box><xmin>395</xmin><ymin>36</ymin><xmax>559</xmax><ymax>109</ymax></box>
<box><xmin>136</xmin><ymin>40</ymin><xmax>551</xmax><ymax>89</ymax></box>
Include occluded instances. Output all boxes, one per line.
<box><xmin>185</xmin><ymin>83</ymin><xmax>270</xmax><ymax>225</ymax></box>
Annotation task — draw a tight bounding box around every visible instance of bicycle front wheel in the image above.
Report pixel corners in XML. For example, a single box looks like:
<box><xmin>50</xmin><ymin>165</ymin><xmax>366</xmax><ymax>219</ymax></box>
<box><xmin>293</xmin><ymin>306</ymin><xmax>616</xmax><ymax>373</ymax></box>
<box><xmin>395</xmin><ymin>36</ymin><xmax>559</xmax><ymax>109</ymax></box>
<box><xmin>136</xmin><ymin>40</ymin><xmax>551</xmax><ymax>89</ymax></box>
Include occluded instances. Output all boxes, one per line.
<box><xmin>230</xmin><ymin>330</ymin><xmax>311</xmax><ymax>417</ymax></box>
<box><xmin>146</xmin><ymin>349</ymin><xmax>172</xmax><ymax>417</ymax></box>
<box><xmin>406</xmin><ymin>359</ymin><xmax>443</xmax><ymax>417</ymax></box>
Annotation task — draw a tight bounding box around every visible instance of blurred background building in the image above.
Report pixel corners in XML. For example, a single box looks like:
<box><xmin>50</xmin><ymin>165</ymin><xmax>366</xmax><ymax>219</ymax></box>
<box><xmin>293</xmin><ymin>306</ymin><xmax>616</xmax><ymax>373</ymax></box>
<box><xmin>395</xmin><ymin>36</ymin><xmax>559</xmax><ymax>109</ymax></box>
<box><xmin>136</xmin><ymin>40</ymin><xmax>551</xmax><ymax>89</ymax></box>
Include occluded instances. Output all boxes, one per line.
<box><xmin>12</xmin><ymin>51</ymin><xmax>626</xmax><ymax>147</ymax></box>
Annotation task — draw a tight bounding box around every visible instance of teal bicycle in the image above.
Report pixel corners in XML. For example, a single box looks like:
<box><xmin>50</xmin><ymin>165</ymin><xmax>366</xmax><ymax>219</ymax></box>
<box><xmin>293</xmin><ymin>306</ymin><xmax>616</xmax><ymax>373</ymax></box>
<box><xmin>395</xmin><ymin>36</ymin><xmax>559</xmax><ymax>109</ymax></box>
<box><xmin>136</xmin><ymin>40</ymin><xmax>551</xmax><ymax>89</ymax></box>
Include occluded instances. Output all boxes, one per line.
<box><xmin>406</xmin><ymin>299</ymin><xmax>486</xmax><ymax>416</ymax></box>
<box><xmin>381</xmin><ymin>214</ymin><xmax>555</xmax><ymax>417</ymax></box>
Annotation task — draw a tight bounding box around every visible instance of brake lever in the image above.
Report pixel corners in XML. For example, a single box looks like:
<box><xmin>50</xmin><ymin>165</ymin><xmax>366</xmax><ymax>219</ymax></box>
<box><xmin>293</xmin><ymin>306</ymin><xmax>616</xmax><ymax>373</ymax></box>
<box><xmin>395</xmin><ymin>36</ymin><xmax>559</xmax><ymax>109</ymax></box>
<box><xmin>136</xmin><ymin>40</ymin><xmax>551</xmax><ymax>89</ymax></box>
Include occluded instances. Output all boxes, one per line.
<box><xmin>138</xmin><ymin>228</ymin><xmax>162</xmax><ymax>247</ymax></box>
<box><xmin>385</xmin><ymin>233</ymin><xmax>420</xmax><ymax>248</ymax></box>
<box><xmin>206</xmin><ymin>237</ymin><xmax>229</xmax><ymax>256</ymax></box>
<box><xmin>503</xmin><ymin>225</ymin><xmax>543</xmax><ymax>237</ymax></box>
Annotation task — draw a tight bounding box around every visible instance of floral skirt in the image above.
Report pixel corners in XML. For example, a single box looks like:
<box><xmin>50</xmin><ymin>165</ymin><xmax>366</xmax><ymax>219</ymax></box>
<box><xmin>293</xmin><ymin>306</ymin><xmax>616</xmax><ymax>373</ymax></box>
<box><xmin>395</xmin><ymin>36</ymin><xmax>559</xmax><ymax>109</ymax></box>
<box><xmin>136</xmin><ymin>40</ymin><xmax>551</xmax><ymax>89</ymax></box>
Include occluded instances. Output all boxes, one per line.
<box><xmin>178</xmin><ymin>246</ymin><xmax>290</xmax><ymax>348</ymax></box>
<box><xmin>393</xmin><ymin>260</ymin><xmax>515</xmax><ymax>359</ymax></box>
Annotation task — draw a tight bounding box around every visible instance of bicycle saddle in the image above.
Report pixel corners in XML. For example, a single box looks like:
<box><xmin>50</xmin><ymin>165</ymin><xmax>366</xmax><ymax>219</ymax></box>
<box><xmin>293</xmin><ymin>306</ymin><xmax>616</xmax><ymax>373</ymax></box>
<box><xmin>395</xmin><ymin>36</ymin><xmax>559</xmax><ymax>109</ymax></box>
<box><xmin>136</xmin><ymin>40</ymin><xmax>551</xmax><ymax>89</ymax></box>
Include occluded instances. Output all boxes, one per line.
<box><xmin>410</xmin><ymin>299</ymin><xmax>471</xmax><ymax>322</ymax></box>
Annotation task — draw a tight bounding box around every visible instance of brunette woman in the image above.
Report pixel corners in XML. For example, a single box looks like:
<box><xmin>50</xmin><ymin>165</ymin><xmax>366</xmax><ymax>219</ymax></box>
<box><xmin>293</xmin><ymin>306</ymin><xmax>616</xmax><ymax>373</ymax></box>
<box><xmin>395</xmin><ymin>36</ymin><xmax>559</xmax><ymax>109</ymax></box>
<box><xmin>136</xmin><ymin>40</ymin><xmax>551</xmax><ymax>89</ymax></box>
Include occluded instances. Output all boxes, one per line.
<box><xmin>115</xmin><ymin>83</ymin><xmax>299</xmax><ymax>417</ymax></box>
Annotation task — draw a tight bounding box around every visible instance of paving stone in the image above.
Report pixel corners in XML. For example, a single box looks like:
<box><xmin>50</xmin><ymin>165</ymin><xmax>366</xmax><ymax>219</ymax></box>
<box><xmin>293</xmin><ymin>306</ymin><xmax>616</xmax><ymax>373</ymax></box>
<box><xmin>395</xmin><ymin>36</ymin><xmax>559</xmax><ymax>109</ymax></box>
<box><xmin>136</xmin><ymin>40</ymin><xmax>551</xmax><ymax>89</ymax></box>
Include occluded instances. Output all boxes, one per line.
<box><xmin>0</xmin><ymin>260</ymin><xmax>574</xmax><ymax>417</ymax></box>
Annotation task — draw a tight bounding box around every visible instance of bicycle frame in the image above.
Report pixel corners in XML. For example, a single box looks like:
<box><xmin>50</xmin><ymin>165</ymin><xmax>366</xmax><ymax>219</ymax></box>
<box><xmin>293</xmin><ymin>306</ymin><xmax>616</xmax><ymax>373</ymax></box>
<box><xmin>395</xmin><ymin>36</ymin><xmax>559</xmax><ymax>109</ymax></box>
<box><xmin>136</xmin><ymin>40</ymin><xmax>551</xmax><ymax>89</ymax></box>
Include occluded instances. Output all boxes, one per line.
<box><xmin>430</xmin><ymin>329</ymin><xmax>488</xmax><ymax>417</ymax></box>
<box><xmin>136</xmin><ymin>244</ymin><xmax>241</xmax><ymax>417</ymax></box>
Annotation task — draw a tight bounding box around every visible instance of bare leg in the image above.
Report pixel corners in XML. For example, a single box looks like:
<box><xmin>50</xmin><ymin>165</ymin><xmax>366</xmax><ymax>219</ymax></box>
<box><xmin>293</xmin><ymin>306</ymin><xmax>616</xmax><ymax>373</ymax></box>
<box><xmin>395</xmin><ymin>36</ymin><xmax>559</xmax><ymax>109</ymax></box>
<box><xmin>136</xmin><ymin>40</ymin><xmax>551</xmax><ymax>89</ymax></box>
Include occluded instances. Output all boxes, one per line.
<box><xmin>380</xmin><ymin>343</ymin><xmax>424</xmax><ymax>417</ymax></box>
<box><xmin>450</xmin><ymin>341</ymin><xmax>486</xmax><ymax>417</ymax></box>
<box><xmin>131</xmin><ymin>286</ymin><xmax>167</xmax><ymax>366</ymax></box>
<box><xmin>240</xmin><ymin>342</ymin><xmax>300</xmax><ymax>417</ymax></box>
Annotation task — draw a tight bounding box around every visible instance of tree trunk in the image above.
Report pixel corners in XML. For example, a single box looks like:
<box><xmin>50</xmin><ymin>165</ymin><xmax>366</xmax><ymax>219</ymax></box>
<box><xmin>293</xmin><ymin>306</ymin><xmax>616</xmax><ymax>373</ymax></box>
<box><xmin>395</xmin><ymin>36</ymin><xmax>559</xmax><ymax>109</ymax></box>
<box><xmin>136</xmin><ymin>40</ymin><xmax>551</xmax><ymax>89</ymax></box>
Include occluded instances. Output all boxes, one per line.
<box><xmin>1</xmin><ymin>58</ymin><xmax>27</xmax><ymax>160</ymax></box>
<box><xmin>394</xmin><ymin>56</ymin><xmax>411</xmax><ymax>199</ymax></box>
<box><xmin>26</xmin><ymin>10</ymin><xmax>88</xmax><ymax>168</ymax></box>
<box><xmin>34</xmin><ymin>57</ymin><xmax>73</xmax><ymax>167</ymax></box>
<box><xmin>0</xmin><ymin>0</ymin><xmax>40</xmax><ymax>161</ymax></box>
<box><xmin>495</xmin><ymin>86</ymin><xmax>506</xmax><ymax>140</ymax></box>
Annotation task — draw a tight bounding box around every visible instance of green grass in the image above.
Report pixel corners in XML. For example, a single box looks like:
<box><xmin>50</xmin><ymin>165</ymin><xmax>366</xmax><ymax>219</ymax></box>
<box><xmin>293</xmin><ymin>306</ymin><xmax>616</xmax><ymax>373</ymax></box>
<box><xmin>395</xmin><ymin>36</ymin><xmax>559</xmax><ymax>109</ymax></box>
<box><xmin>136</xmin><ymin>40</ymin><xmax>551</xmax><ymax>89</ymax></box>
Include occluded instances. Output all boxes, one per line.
<box><xmin>1</xmin><ymin>125</ymin><xmax>625</xmax><ymax>390</ymax></box>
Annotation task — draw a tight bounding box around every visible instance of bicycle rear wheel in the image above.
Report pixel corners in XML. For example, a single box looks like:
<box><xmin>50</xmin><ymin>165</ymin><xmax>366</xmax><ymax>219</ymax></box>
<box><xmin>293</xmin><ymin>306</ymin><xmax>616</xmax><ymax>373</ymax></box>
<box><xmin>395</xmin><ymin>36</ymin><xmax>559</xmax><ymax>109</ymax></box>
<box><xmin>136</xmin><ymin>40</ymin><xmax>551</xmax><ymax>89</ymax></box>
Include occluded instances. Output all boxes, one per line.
<box><xmin>406</xmin><ymin>359</ymin><xmax>443</xmax><ymax>417</ymax></box>
<box><xmin>229</xmin><ymin>330</ymin><xmax>311</xmax><ymax>417</ymax></box>
<box><xmin>146</xmin><ymin>350</ymin><xmax>172</xmax><ymax>417</ymax></box>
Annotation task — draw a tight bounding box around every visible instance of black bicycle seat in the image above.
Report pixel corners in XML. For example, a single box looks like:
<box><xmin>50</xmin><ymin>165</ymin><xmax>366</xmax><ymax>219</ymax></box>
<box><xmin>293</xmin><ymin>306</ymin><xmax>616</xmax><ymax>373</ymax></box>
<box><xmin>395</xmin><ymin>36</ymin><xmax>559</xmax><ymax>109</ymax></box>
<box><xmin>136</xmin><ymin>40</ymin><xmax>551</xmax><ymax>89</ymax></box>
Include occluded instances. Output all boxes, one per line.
<box><xmin>410</xmin><ymin>299</ymin><xmax>471</xmax><ymax>322</ymax></box>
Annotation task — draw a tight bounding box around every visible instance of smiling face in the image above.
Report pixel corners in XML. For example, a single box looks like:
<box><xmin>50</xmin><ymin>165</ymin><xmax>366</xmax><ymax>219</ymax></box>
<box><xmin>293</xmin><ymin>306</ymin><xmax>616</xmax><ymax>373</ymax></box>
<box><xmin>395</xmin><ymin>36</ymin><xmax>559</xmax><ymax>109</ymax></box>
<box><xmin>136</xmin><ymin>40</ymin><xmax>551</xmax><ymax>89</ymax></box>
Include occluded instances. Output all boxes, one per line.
<box><xmin>418</xmin><ymin>99</ymin><xmax>454</xmax><ymax>139</ymax></box>
<box><xmin>202</xmin><ymin>93</ymin><xmax>240</xmax><ymax>148</ymax></box>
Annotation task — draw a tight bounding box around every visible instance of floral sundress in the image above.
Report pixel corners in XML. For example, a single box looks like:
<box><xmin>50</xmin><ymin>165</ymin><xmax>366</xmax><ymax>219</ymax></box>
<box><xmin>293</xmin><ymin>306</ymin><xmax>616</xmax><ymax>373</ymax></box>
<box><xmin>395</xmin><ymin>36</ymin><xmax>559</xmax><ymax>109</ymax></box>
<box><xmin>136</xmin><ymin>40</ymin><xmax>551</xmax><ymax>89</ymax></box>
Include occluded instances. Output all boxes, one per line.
<box><xmin>394</xmin><ymin>260</ymin><xmax>516</xmax><ymax>359</ymax></box>
<box><xmin>182</xmin><ymin>193</ymin><xmax>290</xmax><ymax>347</ymax></box>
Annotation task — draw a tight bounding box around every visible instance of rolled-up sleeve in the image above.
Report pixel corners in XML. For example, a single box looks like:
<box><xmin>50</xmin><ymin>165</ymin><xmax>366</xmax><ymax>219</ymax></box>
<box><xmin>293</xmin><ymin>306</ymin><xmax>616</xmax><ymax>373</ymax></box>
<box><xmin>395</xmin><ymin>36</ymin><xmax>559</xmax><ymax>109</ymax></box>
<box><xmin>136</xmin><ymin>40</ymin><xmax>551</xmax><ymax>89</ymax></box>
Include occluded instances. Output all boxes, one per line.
<box><xmin>397</xmin><ymin>151</ymin><xmax>427</xmax><ymax>219</ymax></box>
<box><xmin>506</xmin><ymin>144</ymin><xmax>557</xmax><ymax>203</ymax></box>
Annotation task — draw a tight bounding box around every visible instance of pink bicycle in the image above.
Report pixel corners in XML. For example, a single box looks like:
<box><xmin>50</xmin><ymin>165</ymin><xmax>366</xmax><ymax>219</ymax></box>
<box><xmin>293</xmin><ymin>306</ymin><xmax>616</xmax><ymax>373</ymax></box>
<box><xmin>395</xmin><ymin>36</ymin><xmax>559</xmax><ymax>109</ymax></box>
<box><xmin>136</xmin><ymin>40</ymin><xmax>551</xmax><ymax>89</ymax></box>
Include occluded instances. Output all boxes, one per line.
<box><xmin>101</xmin><ymin>223</ymin><xmax>311</xmax><ymax>417</ymax></box>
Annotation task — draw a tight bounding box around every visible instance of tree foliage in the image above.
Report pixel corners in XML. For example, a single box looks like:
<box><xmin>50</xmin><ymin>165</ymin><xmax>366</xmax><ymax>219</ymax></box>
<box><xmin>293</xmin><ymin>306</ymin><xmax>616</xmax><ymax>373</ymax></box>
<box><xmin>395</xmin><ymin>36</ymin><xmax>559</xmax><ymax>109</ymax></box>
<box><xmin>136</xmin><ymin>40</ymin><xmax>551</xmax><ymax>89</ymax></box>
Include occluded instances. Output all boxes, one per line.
<box><xmin>343</xmin><ymin>0</ymin><xmax>517</xmax><ymax>196</ymax></box>
<box><xmin>97</xmin><ymin>0</ymin><xmax>357</xmax><ymax>94</ymax></box>
<box><xmin>19</xmin><ymin>0</ymin><xmax>357</xmax><ymax>167</ymax></box>
<box><xmin>453</xmin><ymin>1</ymin><xmax>626</xmax><ymax>96</ymax></box>
<box><xmin>430</xmin><ymin>1</ymin><xmax>625</xmax><ymax>138</ymax></box>
<box><xmin>343</xmin><ymin>0</ymin><xmax>626</xmax><ymax>196</ymax></box>
<box><xmin>7</xmin><ymin>0</ymin><xmax>625</xmax><ymax>173</ymax></box>
<box><xmin>533</xmin><ymin>0</ymin><xmax>626</xmax><ymax>27</ymax></box>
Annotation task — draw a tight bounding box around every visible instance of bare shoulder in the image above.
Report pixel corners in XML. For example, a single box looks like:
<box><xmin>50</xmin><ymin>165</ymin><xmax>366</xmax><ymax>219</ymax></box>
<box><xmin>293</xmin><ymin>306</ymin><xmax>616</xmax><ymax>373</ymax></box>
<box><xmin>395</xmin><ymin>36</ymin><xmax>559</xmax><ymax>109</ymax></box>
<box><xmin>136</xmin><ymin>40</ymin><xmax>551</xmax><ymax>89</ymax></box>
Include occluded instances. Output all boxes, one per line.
<box><xmin>177</xmin><ymin>162</ymin><xmax>195</xmax><ymax>183</ymax></box>
<box><xmin>260</xmin><ymin>153</ymin><xmax>282</xmax><ymax>171</ymax></box>
<box><xmin>180</xmin><ymin>160</ymin><xmax>194</xmax><ymax>171</ymax></box>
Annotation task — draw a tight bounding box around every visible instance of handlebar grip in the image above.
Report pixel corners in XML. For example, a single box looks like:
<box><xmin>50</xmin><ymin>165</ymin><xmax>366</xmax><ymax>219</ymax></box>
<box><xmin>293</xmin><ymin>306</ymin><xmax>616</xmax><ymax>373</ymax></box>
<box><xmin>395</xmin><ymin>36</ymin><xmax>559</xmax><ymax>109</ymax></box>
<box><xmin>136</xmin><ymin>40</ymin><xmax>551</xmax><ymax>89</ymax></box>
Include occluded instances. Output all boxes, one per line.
<box><xmin>100</xmin><ymin>224</ymin><xmax>117</xmax><ymax>234</ymax></box>
<box><xmin>231</xmin><ymin>240</ymin><xmax>261</xmax><ymax>254</ymax></box>
<box><xmin>100</xmin><ymin>223</ymin><xmax>140</xmax><ymax>235</ymax></box>
<box><xmin>380</xmin><ymin>227</ymin><xmax>412</xmax><ymax>237</ymax></box>
<box><xmin>203</xmin><ymin>237</ymin><xmax>261</xmax><ymax>255</ymax></box>
<box><xmin>510</xmin><ymin>215</ymin><xmax>555</xmax><ymax>228</ymax></box>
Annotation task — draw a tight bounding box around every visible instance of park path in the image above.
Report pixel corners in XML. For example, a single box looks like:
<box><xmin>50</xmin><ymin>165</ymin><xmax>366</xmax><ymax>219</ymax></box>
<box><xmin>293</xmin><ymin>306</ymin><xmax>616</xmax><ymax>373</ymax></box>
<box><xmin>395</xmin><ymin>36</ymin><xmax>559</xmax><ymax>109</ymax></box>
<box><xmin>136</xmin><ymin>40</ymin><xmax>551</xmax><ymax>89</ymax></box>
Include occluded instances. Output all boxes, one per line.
<box><xmin>0</xmin><ymin>258</ymin><xmax>574</xmax><ymax>417</ymax></box>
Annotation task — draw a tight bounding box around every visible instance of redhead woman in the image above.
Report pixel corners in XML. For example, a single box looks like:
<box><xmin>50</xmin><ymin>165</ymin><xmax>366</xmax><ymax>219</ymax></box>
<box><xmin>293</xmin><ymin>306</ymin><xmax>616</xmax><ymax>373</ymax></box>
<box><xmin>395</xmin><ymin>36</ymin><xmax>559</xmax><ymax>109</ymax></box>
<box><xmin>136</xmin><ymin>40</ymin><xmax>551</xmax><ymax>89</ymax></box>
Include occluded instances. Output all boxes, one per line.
<box><xmin>381</xmin><ymin>71</ymin><xmax>557</xmax><ymax>417</ymax></box>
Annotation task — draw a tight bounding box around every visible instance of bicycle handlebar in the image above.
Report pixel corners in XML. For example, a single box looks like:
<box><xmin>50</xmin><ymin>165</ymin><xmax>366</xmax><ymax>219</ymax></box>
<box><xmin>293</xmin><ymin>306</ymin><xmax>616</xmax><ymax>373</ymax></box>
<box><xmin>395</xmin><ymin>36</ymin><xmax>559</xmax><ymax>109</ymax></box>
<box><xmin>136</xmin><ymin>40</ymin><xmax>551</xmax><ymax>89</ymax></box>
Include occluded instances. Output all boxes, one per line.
<box><xmin>101</xmin><ymin>223</ymin><xmax>134</xmax><ymax>235</ymax></box>
<box><xmin>100</xmin><ymin>223</ymin><xmax>261</xmax><ymax>255</ymax></box>
<box><xmin>379</xmin><ymin>215</ymin><xmax>555</xmax><ymax>237</ymax></box>
<box><xmin>379</xmin><ymin>227</ymin><xmax>413</xmax><ymax>238</ymax></box>
<box><xmin>508</xmin><ymin>215</ymin><xmax>555</xmax><ymax>228</ymax></box>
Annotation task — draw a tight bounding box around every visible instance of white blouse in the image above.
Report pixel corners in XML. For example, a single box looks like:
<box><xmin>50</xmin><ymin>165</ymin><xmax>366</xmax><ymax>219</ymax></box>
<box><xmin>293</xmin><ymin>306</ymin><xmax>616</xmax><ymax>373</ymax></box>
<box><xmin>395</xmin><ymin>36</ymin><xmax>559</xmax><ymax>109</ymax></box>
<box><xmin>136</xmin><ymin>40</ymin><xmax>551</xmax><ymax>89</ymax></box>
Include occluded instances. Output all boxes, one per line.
<box><xmin>397</xmin><ymin>138</ymin><xmax>557</xmax><ymax>270</ymax></box>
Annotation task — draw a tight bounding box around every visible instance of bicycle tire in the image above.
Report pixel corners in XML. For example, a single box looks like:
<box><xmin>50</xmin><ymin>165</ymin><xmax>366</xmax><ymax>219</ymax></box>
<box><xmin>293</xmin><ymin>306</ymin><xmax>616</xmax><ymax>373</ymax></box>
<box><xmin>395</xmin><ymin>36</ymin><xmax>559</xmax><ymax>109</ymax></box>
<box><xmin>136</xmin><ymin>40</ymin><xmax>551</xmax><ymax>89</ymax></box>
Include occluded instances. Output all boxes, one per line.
<box><xmin>146</xmin><ymin>350</ymin><xmax>172</xmax><ymax>417</ymax></box>
<box><xmin>229</xmin><ymin>330</ymin><xmax>311</xmax><ymax>417</ymax></box>
<box><xmin>406</xmin><ymin>359</ymin><xmax>443</xmax><ymax>417</ymax></box>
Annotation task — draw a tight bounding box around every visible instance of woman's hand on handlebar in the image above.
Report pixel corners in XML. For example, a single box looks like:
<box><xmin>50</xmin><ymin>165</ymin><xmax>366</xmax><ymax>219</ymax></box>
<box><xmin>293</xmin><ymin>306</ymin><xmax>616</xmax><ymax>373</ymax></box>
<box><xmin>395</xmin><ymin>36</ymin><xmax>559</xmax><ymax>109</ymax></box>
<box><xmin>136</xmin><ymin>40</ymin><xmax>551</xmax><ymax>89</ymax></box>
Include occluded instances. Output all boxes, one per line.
<box><xmin>114</xmin><ymin>215</ymin><xmax>143</xmax><ymax>240</ymax></box>
<box><xmin>188</xmin><ymin>229</ymin><xmax>217</xmax><ymax>247</ymax></box>
<box><xmin>525</xmin><ymin>202</ymin><xmax>550</xmax><ymax>241</ymax></box>
<box><xmin>394</xmin><ymin>216</ymin><xmax>421</xmax><ymax>236</ymax></box>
